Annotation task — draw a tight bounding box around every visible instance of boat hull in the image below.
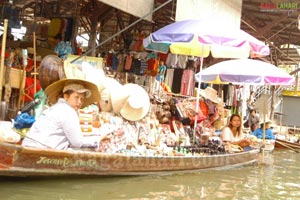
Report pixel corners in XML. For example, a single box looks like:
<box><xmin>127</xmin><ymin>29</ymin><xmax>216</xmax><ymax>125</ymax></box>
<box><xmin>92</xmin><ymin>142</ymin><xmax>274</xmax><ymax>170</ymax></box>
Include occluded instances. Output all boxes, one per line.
<box><xmin>0</xmin><ymin>142</ymin><xmax>259</xmax><ymax>177</ymax></box>
<box><xmin>275</xmin><ymin>139</ymin><xmax>300</xmax><ymax>150</ymax></box>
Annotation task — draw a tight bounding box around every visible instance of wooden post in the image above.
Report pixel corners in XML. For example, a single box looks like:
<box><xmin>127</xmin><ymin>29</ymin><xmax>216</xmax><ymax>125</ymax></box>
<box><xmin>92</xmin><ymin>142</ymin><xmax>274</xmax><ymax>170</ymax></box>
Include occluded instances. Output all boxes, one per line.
<box><xmin>0</xmin><ymin>19</ymin><xmax>8</xmax><ymax>100</ymax></box>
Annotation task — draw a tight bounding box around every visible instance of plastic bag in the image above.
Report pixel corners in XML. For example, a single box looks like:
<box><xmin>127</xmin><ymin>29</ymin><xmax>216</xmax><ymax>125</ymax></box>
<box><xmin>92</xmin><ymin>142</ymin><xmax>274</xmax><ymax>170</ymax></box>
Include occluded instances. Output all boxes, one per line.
<box><xmin>14</xmin><ymin>113</ymin><xmax>35</xmax><ymax>129</ymax></box>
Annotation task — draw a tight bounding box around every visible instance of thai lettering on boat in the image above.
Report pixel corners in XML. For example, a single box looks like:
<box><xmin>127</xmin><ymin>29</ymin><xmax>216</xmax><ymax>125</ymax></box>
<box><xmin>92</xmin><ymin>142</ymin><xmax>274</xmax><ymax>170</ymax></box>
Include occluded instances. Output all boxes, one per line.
<box><xmin>36</xmin><ymin>156</ymin><xmax>98</xmax><ymax>169</ymax></box>
<box><xmin>36</xmin><ymin>156</ymin><xmax>71</xmax><ymax>167</ymax></box>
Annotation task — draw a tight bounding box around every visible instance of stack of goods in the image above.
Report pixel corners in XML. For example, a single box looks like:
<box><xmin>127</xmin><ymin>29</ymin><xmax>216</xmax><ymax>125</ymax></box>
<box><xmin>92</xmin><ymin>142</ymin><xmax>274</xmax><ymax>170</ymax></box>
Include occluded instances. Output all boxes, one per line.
<box><xmin>78</xmin><ymin>109</ymin><xmax>93</xmax><ymax>135</ymax></box>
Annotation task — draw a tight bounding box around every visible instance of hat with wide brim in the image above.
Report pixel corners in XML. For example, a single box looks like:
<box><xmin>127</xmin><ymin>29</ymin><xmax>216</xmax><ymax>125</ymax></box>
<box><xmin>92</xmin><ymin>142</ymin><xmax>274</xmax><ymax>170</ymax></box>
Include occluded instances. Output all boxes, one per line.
<box><xmin>110</xmin><ymin>83</ymin><xmax>138</xmax><ymax>114</ymax></box>
<box><xmin>45</xmin><ymin>79</ymin><xmax>100</xmax><ymax>108</ymax></box>
<box><xmin>199</xmin><ymin>87</ymin><xmax>221</xmax><ymax>104</ymax></box>
<box><xmin>99</xmin><ymin>88</ymin><xmax>112</xmax><ymax>112</ymax></box>
<box><xmin>260</xmin><ymin>118</ymin><xmax>272</xmax><ymax>125</ymax></box>
<box><xmin>119</xmin><ymin>85</ymin><xmax>150</xmax><ymax>121</ymax></box>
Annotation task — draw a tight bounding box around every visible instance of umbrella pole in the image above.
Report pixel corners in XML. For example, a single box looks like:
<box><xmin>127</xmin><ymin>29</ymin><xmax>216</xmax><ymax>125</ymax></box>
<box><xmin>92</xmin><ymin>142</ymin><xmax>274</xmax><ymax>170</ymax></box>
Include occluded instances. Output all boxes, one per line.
<box><xmin>193</xmin><ymin>46</ymin><xmax>205</xmax><ymax>144</ymax></box>
<box><xmin>261</xmin><ymin>89</ymin><xmax>267</xmax><ymax>161</ymax></box>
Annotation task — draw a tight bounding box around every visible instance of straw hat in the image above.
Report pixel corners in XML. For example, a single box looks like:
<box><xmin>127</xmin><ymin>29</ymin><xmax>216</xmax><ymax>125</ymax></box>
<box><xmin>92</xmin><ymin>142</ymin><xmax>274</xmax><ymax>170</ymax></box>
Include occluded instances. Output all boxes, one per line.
<box><xmin>45</xmin><ymin>79</ymin><xmax>100</xmax><ymax>108</ymax></box>
<box><xmin>98</xmin><ymin>76</ymin><xmax>122</xmax><ymax>93</ymax></box>
<box><xmin>199</xmin><ymin>87</ymin><xmax>221</xmax><ymax>104</ymax></box>
<box><xmin>110</xmin><ymin>83</ymin><xmax>136</xmax><ymax>114</ymax></box>
<box><xmin>119</xmin><ymin>85</ymin><xmax>150</xmax><ymax>121</ymax></box>
<box><xmin>259</xmin><ymin>117</ymin><xmax>272</xmax><ymax>125</ymax></box>
<box><xmin>99</xmin><ymin>88</ymin><xmax>112</xmax><ymax>112</ymax></box>
<box><xmin>110</xmin><ymin>83</ymin><xmax>150</xmax><ymax>121</ymax></box>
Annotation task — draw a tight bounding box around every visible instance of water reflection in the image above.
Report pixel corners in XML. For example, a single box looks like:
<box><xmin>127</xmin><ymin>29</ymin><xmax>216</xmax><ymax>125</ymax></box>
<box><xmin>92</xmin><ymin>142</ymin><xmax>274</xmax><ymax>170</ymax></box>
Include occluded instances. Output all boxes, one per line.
<box><xmin>0</xmin><ymin>150</ymin><xmax>300</xmax><ymax>200</ymax></box>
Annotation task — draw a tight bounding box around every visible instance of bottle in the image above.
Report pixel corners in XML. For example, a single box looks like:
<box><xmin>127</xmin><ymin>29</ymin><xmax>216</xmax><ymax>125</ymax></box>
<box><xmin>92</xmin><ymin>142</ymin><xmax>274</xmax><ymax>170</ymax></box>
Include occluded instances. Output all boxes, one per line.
<box><xmin>18</xmin><ymin>98</ymin><xmax>40</xmax><ymax>114</ymax></box>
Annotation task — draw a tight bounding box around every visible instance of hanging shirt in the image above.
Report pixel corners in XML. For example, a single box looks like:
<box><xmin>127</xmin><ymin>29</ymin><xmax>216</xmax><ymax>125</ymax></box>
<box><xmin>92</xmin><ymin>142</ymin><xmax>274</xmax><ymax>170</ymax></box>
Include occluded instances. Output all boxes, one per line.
<box><xmin>131</xmin><ymin>58</ymin><xmax>141</xmax><ymax>75</ymax></box>
<box><xmin>165</xmin><ymin>68</ymin><xmax>174</xmax><ymax>90</ymax></box>
<box><xmin>111</xmin><ymin>54</ymin><xmax>119</xmax><ymax>71</ymax></box>
<box><xmin>156</xmin><ymin>64</ymin><xmax>167</xmax><ymax>82</ymax></box>
<box><xmin>147</xmin><ymin>58</ymin><xmax>159</xmax><ymax>71</ymax></box>
<box><xmin>124</xmin><ymin>55</ymin><xmax>132</xmax><ymax>71</ymax></box>
<box><xmin>180</xmin><ymin>69</ymin><xmax>195</xmax><ymax>96</ymax></box>
<box><xmin>172</xmin><ymin>68</ymin><xmax>184</xmax><ymax>93</ymax></box>
<box><xmin>166</xmin><ymin>53</ymin><xmax>177</xmax><ymax>67</ymax></box>
<box><xmin>54</xmin><ymin>41</ymin><xmax>73</xmax><ymax>60</ymax></box>
<box><xmin>117</xmin><ymin>53</ymin><xmax>125</xmax><ymax>72</ymax></box>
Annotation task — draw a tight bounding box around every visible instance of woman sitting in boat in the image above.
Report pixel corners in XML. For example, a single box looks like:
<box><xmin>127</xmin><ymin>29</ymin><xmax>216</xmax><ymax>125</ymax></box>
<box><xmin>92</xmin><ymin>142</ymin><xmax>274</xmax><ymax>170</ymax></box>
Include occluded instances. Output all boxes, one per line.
<box><xmin>251</xmin><ymin>119</ymin><xmax>275</xmax><ymax>140</ymax></box>
<box><xmin>22</xmin><ymin>79</ymin><xmax>110</xmax><ymax>150</ymax></box>
<box><xmin>221</xmin><ymin>114</ymin><xmax>250</xmax><ymax>148</ymax></box>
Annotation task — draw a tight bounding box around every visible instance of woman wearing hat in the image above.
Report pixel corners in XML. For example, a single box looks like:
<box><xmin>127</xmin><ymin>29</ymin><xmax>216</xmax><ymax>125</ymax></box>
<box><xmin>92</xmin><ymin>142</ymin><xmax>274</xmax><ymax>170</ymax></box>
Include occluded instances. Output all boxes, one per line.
<box><xmin>221</xmin><ymin>114</ymin><xmax>250</xmax><ymax>148</ymax></box>
<box><xmin>22</xmin><ymin>79</ymin><xmax>109</xmax><ymax>150</ymax></box>
<box><xmin>251</xmin><ymin>119</ymin><xmax>275</xmax><ymax>140</ymax></box>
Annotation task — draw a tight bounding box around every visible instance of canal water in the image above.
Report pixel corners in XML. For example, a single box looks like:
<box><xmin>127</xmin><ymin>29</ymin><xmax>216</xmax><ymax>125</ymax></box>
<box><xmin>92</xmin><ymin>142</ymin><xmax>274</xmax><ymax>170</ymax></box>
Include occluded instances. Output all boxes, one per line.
<box><xmin>0</xmin><ymin>149</ymin><xmax>299</xmax><ymax>200</ymax></box>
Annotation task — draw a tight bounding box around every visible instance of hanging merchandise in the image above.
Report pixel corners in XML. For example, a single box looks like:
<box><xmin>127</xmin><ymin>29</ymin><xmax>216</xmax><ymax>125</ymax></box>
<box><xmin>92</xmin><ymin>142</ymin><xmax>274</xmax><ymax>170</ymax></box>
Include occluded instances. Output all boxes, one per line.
<box><xmin>0</xmin><ymin>6</ymin><xmax>21</xmax><ymax>28</ymax></box>
<box><xmin>48</xmin><ymin>18</ymin><xmax>62</xmax><ymax>37</ymax></box>
<box><xmin>180</xmin><ymin>69</ymin><xmax>195</xmax><ymax>96</ymax></box>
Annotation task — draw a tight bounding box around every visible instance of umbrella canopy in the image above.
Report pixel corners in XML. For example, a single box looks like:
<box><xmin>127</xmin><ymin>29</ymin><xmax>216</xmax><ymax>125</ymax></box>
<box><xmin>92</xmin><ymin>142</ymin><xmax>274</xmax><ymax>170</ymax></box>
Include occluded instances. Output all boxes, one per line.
<box><xmin>143</xmin><ymin>20</ymin><xmax>270</xmax><ymax>58</ymax></box>
<box><xmin>195</xmin><ymin>59</ymin><xmax>295</xmax><ymax>86</ymax></box>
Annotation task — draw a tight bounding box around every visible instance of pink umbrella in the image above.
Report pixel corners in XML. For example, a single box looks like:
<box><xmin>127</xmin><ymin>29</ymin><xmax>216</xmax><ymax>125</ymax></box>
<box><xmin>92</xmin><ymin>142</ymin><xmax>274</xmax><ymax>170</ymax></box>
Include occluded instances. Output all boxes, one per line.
<box><xmin>143</xmin><ymin>19</ymin><xmax>270</xmax><ymax>58</ymax></box>
<box><xmin>196</xmin><ymin>58</ymin><xmax>295</xmax><ymax>143</ymax></box>
<box><xmin>196</xmin><ymin>59</ymin><xmax>295</xmax><ymax>85</ymax></box>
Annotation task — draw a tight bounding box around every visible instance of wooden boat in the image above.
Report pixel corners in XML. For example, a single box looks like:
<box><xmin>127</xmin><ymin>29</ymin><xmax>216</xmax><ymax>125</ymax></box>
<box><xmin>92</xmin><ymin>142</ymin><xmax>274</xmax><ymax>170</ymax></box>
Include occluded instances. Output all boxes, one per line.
<box><xmin>275</xmin><ymin>138</ymin><xmax>300</xmax><ymax>151</ymax></box>
<box><xmin>0</xmin><ymin>141</ymin><xmax>260</xmax><ymax>177</ymax></box>
<box><xmin>261</xmin><ymin>139</ymin><xmax>275</xmax><ymax>152</ymax></box>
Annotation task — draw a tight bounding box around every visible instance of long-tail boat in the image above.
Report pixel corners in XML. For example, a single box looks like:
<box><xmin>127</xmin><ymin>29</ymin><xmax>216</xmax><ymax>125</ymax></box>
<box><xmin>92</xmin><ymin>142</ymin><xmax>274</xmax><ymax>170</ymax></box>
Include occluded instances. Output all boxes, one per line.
<box><xmin>0</xmin><ymin>141</ymin><xmax>259</xmax><ymax>177</ymax></box>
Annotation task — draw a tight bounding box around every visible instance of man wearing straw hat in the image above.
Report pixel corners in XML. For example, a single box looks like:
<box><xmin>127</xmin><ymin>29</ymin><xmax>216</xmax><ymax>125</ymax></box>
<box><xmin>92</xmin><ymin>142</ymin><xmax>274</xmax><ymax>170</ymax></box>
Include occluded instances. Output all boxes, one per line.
<box><xmin>22</xmin><ymin>79</ymin><xmax>110</xmax><ymax>150</ymax></box>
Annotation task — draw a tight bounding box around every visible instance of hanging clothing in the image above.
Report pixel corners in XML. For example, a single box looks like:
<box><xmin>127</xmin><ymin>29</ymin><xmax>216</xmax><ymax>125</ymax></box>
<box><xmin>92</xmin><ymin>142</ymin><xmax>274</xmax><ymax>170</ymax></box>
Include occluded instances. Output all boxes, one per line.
<box><xmin>124</xmin><ymin>55</ymin><xmax>132</xmax><ymax>71</ymax></box>
<box><xmin>140</xmin><ymin>59</ymin><xmax>148</xmax><ymax>74</ymax></box>
<box><xmin>106</xmin><ymin>53</ymin><xmax>113</xmax><ymax>67</ymax></box>
<box><xmin>111</xmin><ymin>54</ymin><xmax>119</xmax><ymax>71</ymax></box>
<box><xmin>131</xmin><ymin>58</ymin><xmax>141</xmax><ymax>75</ymax></box>
<box><xmin>64</xmin><ymin>18</ymin><xmax>73</xmax><ymax>41</ymax></box>
<box><xmin>156</xmin><ymin>64</ymin><xmax>167</xmax><ymax>82</ymax></box>
<box><xmin>133</xmin><ymin>33</ymin><xmax>144</xmax><ymax>52</ymax></box>
<box><xmin>139</xmin><ymin>52</ymin><xmax>148</xmax><ymax>60</ymax></box>
<box><xmin>54</xmin><ymin>41</ymin><xmax>73</xmax><ymax>60</ymax></box>
<box><xmin>166</xmin><ymin>53</ymin><xmax>177</xmax><ymax>67</ymax></box>
<box><xmin>165</xmin><ymin>68</ymin><xmax>174</xmax><ymax>91</ymax></box>
<box><xmin>117</xmin><ymin>53</ymin><xmax>125</xmax><ymax>72</ymax></box>
<box><xmin>49</xmin><ymin>18</ymin><xmax>62</xmax><ymax>37</ymax></box>
<box><xmin>180</xmin><ymin>69</ymin><xmax>195</xmax><ymax>96</ymax></box>
<box><xmin>172</xmin><ymin>68</ymin><xmax>184</xmax><ymax>93</ymax></box>
<box><xmin>226</xmin><ymin>84</ymin><xmax>234</xmax><ymax>107</ymax></box>
<box><xmin>147</xmin><ymin>52</ymin><xmax>157</xmax><ymax>59</ymax></box>
<box><xmin>158</xmin><ymin>53</ymin><xmax>168</xmax><ymax>63</ymax></box>
<box><xmin>177</xmin><ymin>55</ymin><xmax>188</xmax><ymax>68</ymax></box>
<box><xmin>147</xmin><ymin>58</ymin><xmax>159</xmax><ymax>71</ymax></box>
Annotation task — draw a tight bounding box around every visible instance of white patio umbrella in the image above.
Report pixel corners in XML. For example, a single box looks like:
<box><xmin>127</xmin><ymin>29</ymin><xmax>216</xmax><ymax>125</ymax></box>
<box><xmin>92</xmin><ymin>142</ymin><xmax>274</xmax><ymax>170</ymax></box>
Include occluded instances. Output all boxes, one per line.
<box><xmin>196</xmin><ymin>58</ymin><xmax>295</xmax><ymax>149</ymax></box>
<box><xmin>195</xmin><ymin>58</ymin><xmax>295</xmax><ymax>86</ymax></box>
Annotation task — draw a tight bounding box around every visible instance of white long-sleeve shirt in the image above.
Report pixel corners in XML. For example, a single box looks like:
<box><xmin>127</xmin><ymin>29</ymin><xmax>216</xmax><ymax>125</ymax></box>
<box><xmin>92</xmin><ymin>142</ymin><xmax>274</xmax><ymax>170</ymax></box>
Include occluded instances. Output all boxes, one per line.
<box><xmin>22</xmin><ymin>98</ymin><xmax>99</xmax><ymax>150</ymax></box>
